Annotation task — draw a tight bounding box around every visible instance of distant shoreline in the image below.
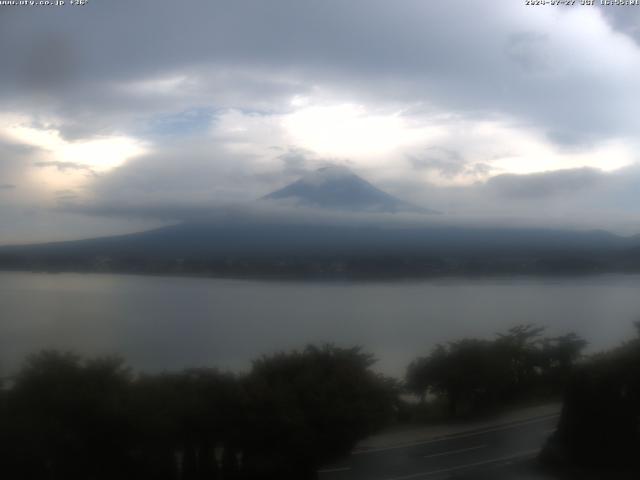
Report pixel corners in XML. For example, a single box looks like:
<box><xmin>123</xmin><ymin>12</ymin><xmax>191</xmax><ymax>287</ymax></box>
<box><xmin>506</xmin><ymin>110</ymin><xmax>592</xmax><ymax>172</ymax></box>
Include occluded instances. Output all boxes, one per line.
<box><xmin>3</xmin><ymin>265</ymin><xmax>640</xmax><ymax>284</ymax></box>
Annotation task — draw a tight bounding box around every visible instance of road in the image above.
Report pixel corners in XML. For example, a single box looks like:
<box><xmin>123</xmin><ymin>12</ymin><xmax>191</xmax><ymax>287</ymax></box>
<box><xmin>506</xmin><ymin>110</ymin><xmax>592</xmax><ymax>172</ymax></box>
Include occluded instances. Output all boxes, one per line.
<box><xmin>318</xmin><ymin>413</ymin><xmax>559</xmax><ymax>480</ymax></box>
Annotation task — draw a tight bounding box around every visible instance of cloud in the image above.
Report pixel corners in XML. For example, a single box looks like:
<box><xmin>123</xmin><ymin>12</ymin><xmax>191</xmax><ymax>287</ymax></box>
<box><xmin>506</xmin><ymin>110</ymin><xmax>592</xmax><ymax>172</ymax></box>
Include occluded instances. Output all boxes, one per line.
<box><xmin>485</xmin><ymin>168</ymin><xmax>605</xmax><ymax>199</ymax></box>
<box><xmin>34</xmin><ymin>161</ymin><xmax>95</xmax><ymax>173</ymax></box>
<box><xmin>407</xmin><ymin>147</ymin><xmax>494</xmax><ymax>180</ymax></box>
<box><xmin>0</xmin><ymin>0</ymin><xmax>638</xmax><ymax>146</ymax></box>
<box><xmin>0</xmin><ymin>138</ymin><xmax>37</xmax><ymax>199</ymax></box>
<box><xmin>598</xmin><ymin>4</ymin><xmax>640</xmax><ymax>42</ymax></box>
<box><xmin>2</xmin><ymin>1</ymin><xmax>640</xmax><ymax>242</ymax></box>
<box><xmin>504</xmin><ymin>32</ymin><xmax>551</xmax><ymax>74</ymax></box>
<box><xmin>370</xmin><ymin>162</ymin><xmax>640</xmax><ymax>234</ymax></box>
<box><xmin>276</xmin><ymin>147</ymin><xmax>317</xmax><ymax>177</ymax></box>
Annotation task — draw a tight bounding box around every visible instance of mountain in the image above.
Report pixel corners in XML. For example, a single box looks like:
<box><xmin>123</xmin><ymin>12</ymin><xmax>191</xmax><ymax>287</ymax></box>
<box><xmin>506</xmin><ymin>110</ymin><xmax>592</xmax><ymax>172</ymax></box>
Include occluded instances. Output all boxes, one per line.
<box><xmin>2</xmin><ymin>166</ymin><xmax>640</xmax><ymax>278</ymax></box>
<box><xmin>1</xmin><ymin>220</ymin><xmax>639</xmax><ymax>278</ymax></box>
<box><xmin>262</xmin><ymin>165</ymin><xmax>436</xmax><ymax>213</ymax></box>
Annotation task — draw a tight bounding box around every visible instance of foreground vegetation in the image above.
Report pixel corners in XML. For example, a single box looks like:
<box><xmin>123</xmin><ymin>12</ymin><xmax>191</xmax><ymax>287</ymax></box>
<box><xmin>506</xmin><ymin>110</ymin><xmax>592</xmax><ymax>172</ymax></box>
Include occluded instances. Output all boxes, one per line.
<box><xmin>4</xmin><ymin>323</ymin><xmax>639</xmax><ymax>479</ymax></box>
<box><xmin>541</xmin><ymin>323</ymin><xmax>640</xmax><ymax>475</ymax></box>
<box><xmin>405</xmin><ymin>324</ymin><xmax>586</xmax><ymax>419</ymax></box>
<box><xmin>0</xmin><ymin>346</ymin><xmax>396</xmax><ymax>480</ymax></box>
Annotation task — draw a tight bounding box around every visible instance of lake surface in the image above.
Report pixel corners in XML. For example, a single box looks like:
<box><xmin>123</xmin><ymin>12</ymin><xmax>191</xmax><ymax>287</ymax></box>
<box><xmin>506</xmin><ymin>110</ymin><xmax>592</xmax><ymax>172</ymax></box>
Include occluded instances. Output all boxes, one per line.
<box><xmin>1</xmin><ymin>271</ymin><xmax>639</xmax><ymax>378</ymax></box>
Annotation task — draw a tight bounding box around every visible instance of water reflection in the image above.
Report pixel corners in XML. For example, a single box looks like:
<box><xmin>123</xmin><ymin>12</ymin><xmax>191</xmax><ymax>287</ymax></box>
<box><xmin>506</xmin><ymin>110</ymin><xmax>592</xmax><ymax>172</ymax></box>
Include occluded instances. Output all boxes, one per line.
<box><xmin>1</xmin><ymin>272</ymin><xmax>639</xmax><ymax>376</ymax></box>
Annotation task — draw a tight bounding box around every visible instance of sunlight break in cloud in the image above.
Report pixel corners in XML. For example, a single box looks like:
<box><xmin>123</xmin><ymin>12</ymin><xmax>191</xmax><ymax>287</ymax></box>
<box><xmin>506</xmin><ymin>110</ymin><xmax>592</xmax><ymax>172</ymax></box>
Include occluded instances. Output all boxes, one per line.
<box><xmin>468</xmin><ymin>122</ymin><xmax>634</xmax><ymax>176</ymax></box>
<box><xmin>3</xmin><ymin>0</ymin><xmax>640</xmax><ymax>242</ymax></box>
<box><xmin>4</xmin><ymin>122</ymin><xmax>146</xmax><ymax>174</ymax></box>
<box><xmin>214</xmin><ymin>101</ymin><xmax>635</xmax><ymax>188</ymax></box>
<box><xmin>282</xmin><ymin>103</ymin><xmax>443</xmax><ymax>161</ymax></box>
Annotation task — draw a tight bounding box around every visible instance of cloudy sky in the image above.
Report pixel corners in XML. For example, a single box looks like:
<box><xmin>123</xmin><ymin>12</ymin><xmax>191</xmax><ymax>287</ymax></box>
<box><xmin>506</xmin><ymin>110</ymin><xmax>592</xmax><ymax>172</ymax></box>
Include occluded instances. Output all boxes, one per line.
<box><xmin>2</xmin><ymin>0</ymin><xmax>640</xmax><ymax>244</ymax></box>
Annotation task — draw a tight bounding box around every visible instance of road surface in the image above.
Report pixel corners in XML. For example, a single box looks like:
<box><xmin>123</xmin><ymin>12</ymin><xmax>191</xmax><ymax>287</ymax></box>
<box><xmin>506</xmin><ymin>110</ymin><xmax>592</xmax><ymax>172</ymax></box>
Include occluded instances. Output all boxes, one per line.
<box><xmin>318</xmin><ymin>413</ymin><xmax>559</xmax><ymax>480</ymax></box>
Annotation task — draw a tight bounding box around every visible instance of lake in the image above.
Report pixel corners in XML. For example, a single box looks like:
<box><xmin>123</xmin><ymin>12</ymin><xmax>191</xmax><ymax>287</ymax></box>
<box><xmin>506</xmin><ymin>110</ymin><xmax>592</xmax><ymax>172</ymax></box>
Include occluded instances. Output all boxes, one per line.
<box><xmin>1</xmin><ymin>271</ymin><xmax>639</xmax><ymax>378</ymax></box>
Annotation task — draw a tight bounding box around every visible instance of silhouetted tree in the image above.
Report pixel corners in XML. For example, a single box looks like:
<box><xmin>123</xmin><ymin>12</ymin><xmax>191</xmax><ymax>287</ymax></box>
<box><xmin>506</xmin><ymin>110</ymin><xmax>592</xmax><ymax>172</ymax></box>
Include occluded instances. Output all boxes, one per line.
<box><xmin>406</xmin><ymin>325</ymin><xmax>586</xmax><ymax>418</ymax></box>
<box><xmin>128</xmin><ymin>368</ymin><xmax>245</xmax><ymax>480</ymax></box>
<box><xmin>0</xmin><ymin>345</ymin><xmax>397</xmax><ymax>480</ymax></box>
<box><xmin>242</xmin><ymin>345</ymin><xmax>397</xmax><ymax>479</ymax></box>
<box><xmin>494</xmin><ymin>324</ymin><xmax>546</xmax><ymax>397</ymax></box>
<box><xmin>541</xmin><ymin>325</ymin><xmax>640</xmax><ymax>473</ymax></box>
<box><xmin>407</xmin><ymin>339</ymin><xmax>510</xmax><ymax>417</ymax></box>
<box><xmin>539</xmin><ymin>333</ymin><xmax>588</xmax><ymax>393</ymax></box>
<box><xmin>3</xmin><ymin>351</ymin><xmax>133</xmax><ymax>480</ymax></box>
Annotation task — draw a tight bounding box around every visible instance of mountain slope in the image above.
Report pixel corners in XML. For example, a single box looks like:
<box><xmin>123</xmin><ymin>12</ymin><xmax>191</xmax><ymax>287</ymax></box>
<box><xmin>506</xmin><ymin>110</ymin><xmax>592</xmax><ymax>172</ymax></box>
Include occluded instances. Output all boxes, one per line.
<box><xmin>1</xmin><ymin>220</ymin><xmax>638</xmax><ymax>277</ymax></box>
<box><xmin>2</xmin><ymin>166</ymin><xmax>640</xmax><ymax>277</ymax></box>
<box><xmin>262</xmin><ymin>166</ymin><xmax>435</xmax><ymax>213</ymax></box>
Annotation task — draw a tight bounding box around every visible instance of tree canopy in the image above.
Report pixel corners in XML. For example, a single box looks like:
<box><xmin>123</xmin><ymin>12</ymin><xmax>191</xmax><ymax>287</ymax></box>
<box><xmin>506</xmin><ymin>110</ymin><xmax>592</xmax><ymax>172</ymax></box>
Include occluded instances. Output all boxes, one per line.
<box><xmin>406</xmin><ymin>325</ymin><xmax>587</xmax><ymax>417</ymax></box>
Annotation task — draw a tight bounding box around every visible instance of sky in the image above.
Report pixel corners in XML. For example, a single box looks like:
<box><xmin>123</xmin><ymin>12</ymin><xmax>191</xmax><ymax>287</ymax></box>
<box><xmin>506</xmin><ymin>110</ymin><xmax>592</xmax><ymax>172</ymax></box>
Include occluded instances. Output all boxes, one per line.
<box><xmin>2</xmin><ymin>0</ymin><xmax>640</xmax><ymax>244</ymax></box>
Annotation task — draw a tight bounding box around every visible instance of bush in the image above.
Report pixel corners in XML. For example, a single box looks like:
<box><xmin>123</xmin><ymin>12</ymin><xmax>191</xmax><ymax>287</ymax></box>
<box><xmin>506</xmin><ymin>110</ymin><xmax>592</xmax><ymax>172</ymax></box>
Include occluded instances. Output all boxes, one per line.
<box><xmin>0</xmin><ymin>345</ymin><xmax>397</xmax><ymax>480</ymax></box>
<box><xmin>541</xmin><ymin>326</ymin><xmax>640</xmax><ymax>472</ymax></box>
<box><xmin>406</xmin><ymin>325</ymin><xmax>586</xmax><ymax>418</ymax></box>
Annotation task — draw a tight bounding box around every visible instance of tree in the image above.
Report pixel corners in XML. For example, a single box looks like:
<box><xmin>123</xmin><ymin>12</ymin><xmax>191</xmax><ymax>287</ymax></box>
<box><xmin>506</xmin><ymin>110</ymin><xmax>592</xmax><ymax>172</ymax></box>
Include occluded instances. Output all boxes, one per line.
<box><xmin>242</xmin><ymin>345</ymin><xmax>397</xmax><ymax>479</ymax></box>
<box><xmin>4</xmin><ymin>351</ymin><xmax>133</xmax><ymax>480</ymax></box>
<box><xmin>406</xmin><ymin>325</ymin><xmax>587</xmax><ymax>418</ymax></box>
<box><xmin>540</xmin><ymin>333</ymin><xmax>588</xmax><ymax>392</ymax></box>
<box><xmin>541</xmin><ymin>327</ymin><xmax>640</xmax><ymax>472</ymax></box>
<box><xmin>407</xmin><ymin>339</ymin><xmax>510</xmax><ymax>417</ymax></box>
<box><xmin>495</xmin><ymin>324</ymin><xmax>545</xmax><ymax>396</ymax></box>
<box><xmin>129</xmin><ymin>368</ymin><xmax>245</xmax><ymax>480</ymax></box>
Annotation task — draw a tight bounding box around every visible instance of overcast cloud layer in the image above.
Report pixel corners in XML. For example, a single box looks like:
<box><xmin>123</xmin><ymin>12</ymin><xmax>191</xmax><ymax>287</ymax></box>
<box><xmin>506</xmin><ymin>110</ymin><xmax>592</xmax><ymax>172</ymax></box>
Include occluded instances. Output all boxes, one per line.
<box><xmin>2</xmin><ymin>0</ymin><xmax>640</xmax><ymax>243</ymax></box>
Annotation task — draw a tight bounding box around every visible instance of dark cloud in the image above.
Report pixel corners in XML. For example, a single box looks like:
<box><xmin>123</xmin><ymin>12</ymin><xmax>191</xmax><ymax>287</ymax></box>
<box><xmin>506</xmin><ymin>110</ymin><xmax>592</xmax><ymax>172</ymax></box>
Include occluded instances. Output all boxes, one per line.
<box><xmin>278</xmin><ymin>147</ymin><xmax>315</xmax><ymax>176</ymax></box>
<box><xmin>86</xmin><ymin>140</ymin><xmax>272</xmax><ymax>208</ymax></box>
<box><xmin>408</xmin><ymin>147</ymin><xmax>466</xmax><ymax>177</ymax></box>
<box><xmin>17</xmin><ymin>31</ymin><xmax>79</xmax><ymax>92</ymax></box>
<box><xmin>486</xmin><ymin>168</ymin><xmax>605</xmax><ymax>199</ymax></box>
<box><xmin>55</xmin><ymin>194</ymin><xmax>78</xmax><ymax>202</ymax></box>
<box><xmin>0</xmin><ymin>139</ymin><xmax>37</xmax><ymax>193</ymax></box>
<box><xmin>598</xmin><ymin>4</ymin><xmax>640</xmax><ymax>42</ymax></box>
<box><xmin>1</xmin><ymin>0</ymin><xmax>637</xmax><ymax>145</ymax></box>
<box><xmin>54</xmin><ymin>190</ymin><xmax>79</xmax><ymax>202</ymax></box>
<box><xmin>39</xmin><ymin>156</ymin><xmax>640</xmax><ymax>238</ymax></box>
<box><xmin>504</xmin><ymin>32</ymin><xmax>551</xmax><ymax>73</ymax></box>
<box><xmin>2</xmin><ymin>1</ymin><xmax>640</xmax><ymax>242</ymax></box>
<box><xmin>408</xmin><ymin>148</ymin><xmax>494</xmax><ymax>180</ymax></box>
<box><xmin>60</xmin><ymin>197</ymin><xmax>437</xmax><ymax>227</ymax></box>
<box><xmin>33</xmin><ymin>161</ymin><xmax>95</xmax><ymax>173</ymax></box>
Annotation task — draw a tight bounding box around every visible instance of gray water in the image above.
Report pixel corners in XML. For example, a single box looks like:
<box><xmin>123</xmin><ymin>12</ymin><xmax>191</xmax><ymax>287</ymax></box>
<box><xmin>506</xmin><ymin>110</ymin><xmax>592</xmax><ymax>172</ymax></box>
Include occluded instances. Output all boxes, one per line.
<box><xmin>1</xmin><ymin>271</ymin><xmax>639</xmax><ymax>378</ymax></box>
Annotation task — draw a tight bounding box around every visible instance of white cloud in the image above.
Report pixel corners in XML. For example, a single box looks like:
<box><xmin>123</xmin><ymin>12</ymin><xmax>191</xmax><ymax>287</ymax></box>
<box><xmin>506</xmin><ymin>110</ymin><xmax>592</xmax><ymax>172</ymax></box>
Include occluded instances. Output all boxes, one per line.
<box><xmin>281</xmin><ymin>103</ymin><xmax>442</xmax><ymax>160</ymax></box>
<box><xmin>3</xmin><ymin>0</ymin><xmax>640</xmax><ymax>241</ymax></box>
<box><xmin>2</xmin><ymin>116</ymin><xmax>146</xmax><ymax>173</ymax></box>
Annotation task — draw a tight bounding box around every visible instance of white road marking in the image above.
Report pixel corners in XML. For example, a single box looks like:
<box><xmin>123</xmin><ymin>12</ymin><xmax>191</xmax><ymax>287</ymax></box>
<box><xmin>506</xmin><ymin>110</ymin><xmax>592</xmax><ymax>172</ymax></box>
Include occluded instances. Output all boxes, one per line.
<box><xmin>423</xmin><ymin>444</ymin><xmax>487</xmax><ymax>459</ymax></box>
<box><xmin>317</xmin><ymin>466</ymin><xmax>352</xmax><ymax>474</ymax></box>
<box><xmin>352</xmin><ymin>414</ymin><xmax>559</xmax><ymax>455</ymax></box>
<box><xmin>383</xmin><ymin>448</ymin><xmax>540</xmax><ymax>480</ymax></box>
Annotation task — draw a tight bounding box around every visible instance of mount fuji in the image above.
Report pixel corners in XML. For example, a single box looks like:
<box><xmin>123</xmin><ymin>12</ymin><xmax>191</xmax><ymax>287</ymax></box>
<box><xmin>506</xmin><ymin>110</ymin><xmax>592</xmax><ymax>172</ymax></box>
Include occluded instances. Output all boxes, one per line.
<box><xmin>262</xmin><ymin>165</ymin><xmax>436</xmax><ymax>214</ymax></box>
<box><xmin>1</xmin><ymin>166</ymin><xmax>638</xmax><ymax>278</ymax></box>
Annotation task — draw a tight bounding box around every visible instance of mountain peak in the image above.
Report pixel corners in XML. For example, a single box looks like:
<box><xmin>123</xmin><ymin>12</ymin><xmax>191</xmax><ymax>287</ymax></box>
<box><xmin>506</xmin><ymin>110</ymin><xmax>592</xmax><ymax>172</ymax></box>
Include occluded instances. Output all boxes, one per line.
<box><xmin>262</xmin><ymin>165</ymin><xmax>435</xmax><ymax>214</ymax></box>
<box><xmin>295</xmin><ymin>165</ymin><xmax>359</xmax><ymax>187</ymax></box>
